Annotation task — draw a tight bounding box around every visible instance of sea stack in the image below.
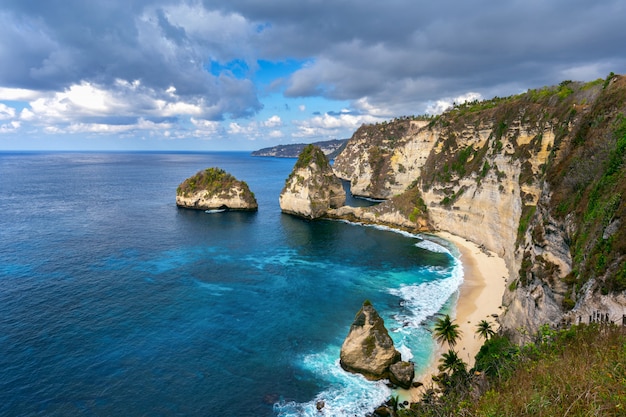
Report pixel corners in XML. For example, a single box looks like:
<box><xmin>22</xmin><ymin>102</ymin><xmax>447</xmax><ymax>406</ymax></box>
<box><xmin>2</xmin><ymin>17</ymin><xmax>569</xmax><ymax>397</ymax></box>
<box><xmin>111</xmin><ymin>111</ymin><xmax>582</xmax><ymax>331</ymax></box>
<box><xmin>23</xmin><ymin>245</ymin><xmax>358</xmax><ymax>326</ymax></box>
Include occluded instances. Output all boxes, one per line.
<box><xmin>279</xmin><ymin>144</ymin><xmax>346</xmax><ymax>219</ymax></box>
<box><xmin>340</xmin><ymin>300</ymin><xmax>403</xmax><ymax>381</ymax></box>
<box><xmin>176</xmin><ymin>167</ymin><xmax>258</xmax><ymax>211</ymax></box>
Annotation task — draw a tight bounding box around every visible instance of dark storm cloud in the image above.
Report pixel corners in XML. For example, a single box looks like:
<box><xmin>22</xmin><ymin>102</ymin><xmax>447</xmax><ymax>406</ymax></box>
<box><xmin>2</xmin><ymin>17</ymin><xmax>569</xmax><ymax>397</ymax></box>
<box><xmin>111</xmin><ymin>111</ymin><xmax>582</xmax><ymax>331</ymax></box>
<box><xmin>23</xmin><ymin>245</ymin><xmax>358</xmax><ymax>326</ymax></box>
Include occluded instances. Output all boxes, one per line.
<box><xmin>1</xmin><ymin>0</ymin><xmax>625</xmax><ymax>122</ymax></box>
<box><xmin>213</xmin><ymin>0</ymin><xmax>625</xmax><ymax>111</ymax></box>
<box><xmin>0</xmin><ymin>0</ymin><xmax>262</xmax><ymax>119</ymax></box>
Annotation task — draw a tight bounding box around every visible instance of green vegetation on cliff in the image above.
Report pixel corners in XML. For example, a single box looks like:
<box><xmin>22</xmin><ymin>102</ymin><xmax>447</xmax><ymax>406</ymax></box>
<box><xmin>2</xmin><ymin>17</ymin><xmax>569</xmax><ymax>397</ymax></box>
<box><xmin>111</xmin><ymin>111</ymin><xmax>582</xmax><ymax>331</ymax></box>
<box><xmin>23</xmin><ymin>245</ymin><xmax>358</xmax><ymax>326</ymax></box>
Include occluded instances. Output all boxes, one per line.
<box><xmin>176</xmin><ymin>167</ymin><xmax>255</xmax><ymax>201</ymax></box>
<box><xmin>548</xmin><ymin>76</ymin><xmax>626</xmax><ymax>296</ymax></box>
<box><xmin>416</xmin><ymin>74</ymin><xmax>626</xmax><ymax>302</ymax></box>
<box><xmin>293</xmin><ymin>144</ymin><xmax>330</xmax><ymax>171</ymax></box>
<box><xmin>396</xmin><ymin>324</ymin><xmax>626</xmax><ymax>417</ymax></box>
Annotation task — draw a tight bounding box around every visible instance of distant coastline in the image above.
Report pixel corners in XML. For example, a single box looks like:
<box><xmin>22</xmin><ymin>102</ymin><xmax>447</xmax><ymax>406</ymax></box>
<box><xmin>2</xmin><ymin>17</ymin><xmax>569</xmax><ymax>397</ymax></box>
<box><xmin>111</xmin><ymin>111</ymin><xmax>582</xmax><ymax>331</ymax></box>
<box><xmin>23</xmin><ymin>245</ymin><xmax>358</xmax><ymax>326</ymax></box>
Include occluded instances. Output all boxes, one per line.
<box><xmin>251</xmin><ymin>138</ymin><xmax>348</xmax><ymax>159</ymax></box>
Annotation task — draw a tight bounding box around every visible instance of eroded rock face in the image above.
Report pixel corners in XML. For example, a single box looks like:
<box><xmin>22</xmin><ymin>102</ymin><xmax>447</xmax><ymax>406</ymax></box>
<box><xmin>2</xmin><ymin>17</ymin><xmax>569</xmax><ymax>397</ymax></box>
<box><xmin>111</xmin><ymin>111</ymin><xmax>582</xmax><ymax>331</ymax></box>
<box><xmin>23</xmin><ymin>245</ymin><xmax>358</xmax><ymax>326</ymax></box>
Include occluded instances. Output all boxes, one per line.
<box><xmin>176</xmin><ymin>167</ymin><xmax>258</xmax><ymax>211</ymax></box>
<box><xmin>389</xmin><ymin>361</ymin><xmax>415</xmax><ymax>389</ymax></box>
<box><xmin>279</xmin><ymin>144</ymin><xmax>346</xmax><ymax>219</ymax></box>
<box><xmin>340</xmin><ymin>301</ymin><xmax>401</xmax><ymax>380</ymax></box>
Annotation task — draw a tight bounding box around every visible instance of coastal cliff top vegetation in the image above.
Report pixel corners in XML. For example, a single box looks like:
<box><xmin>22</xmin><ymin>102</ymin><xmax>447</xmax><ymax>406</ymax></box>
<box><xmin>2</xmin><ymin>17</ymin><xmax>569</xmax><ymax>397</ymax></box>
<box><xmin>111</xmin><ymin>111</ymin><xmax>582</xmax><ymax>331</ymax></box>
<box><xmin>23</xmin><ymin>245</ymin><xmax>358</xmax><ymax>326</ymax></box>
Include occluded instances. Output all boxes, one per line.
<box><xmin>176</xmin><ymin>167</ymin><xmax>254</xmax><ymax>199</ymax></box>
<box><xmin>400</xmin><ymin>323</ymin><xmax>626</xmax><ymax>416</ymax></box>
<box><xmin>293</xmin><ymin>144</ymin><xmax>331</xmax><ymax>171</ymax></box>
<box><xmin>382</xmin><ymin>73</ymin><xmax>625</xmax><ymax>299</ymax></box>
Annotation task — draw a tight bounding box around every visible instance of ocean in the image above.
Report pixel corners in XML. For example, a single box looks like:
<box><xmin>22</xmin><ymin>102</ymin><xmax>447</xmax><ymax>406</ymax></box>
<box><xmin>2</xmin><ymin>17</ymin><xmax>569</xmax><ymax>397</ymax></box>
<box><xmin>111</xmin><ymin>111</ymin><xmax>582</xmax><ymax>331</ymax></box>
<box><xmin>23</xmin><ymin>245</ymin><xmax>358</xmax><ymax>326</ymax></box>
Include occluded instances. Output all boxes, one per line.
<box><xmin>0</xmin><ymin>151</ymin><xmax>462</xmax><ymax>417</ymax></box>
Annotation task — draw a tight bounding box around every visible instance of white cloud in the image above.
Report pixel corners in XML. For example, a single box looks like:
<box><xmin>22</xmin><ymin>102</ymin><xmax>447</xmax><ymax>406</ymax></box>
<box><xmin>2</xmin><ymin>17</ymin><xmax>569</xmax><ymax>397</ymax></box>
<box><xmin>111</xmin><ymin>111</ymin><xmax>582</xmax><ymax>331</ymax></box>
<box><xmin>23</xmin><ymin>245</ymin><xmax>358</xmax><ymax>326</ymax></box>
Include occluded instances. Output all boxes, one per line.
<box><xmin>293</xmin><ymin>110</ymin><xmax>379</xmax><ymax>138</ymax></box>
<box><xmin>0</xmin><ymin>120</ymin><xmax>20</xmax><ymax>133</ymax></box>
<box><xmin>263</xmin><ymin>115</ymin><xmax>282</xmax><ymax>127</ymax></box>
<box><xmin>45</xmin><ymin>118</ymin><xmax>173</xmax><ymax>135</ymax></box>
<box><xmin>425</xmin><ymin>92</ymin><xmax>483</xmax><ymax>115</ymax></box>
<box><xmin>0</xmin><ymin>103</ymin><xmax>16</xmax><ymax>120</ymax></box>
<box><xmin>0</xmin><ymin>87</ymin><xmax>41</xmax><ymax>101</ymax></box>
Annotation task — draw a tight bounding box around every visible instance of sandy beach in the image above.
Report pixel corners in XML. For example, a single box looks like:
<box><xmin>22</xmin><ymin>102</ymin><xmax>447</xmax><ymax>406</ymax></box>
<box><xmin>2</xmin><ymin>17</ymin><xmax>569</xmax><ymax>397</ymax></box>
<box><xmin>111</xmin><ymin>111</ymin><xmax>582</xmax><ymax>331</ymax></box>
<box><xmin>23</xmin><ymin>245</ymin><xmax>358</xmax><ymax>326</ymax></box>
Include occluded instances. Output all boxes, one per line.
<box><xmin>438</xmin><ymin>232</ymin><xmax>509</xmax><ymax>367</ymax></box>
<box><xmin>406</xmin><ymin>232</ymin><xmax>509</xmax><ymax>401</ymax></box>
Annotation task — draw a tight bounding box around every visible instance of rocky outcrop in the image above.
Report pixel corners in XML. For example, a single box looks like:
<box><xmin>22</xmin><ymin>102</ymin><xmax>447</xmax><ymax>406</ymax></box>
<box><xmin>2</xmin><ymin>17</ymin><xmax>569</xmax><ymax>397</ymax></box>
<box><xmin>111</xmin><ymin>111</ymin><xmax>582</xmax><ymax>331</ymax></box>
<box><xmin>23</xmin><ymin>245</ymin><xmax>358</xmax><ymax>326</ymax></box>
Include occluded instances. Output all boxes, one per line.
<box><xmin>331</xmin><ymin>74</ymin><xmax>626</xmax><ymax>339</ymax></box>
<box><xmin>389</xmin><ymin>361</ymin><xmax>415</xmax><ymax>389</ymax></box>
<box><xmin>334</xmin><ymin>118</ymin><xmax>434</xmax><ymax>199</ymax></box>
<box><xmin>279</xmin><ymin>144</ymin><xmax>346</xmax><ymax>219</ymax></box>
<box><xmin>176</xmin><ymin>167</ymin><xmax>258</xmax><ymax>211</ymax></box>
<box><xmin>340</xmin><ymin>301</ymin><xmax>402</xmax><ymax>380</ymax></box>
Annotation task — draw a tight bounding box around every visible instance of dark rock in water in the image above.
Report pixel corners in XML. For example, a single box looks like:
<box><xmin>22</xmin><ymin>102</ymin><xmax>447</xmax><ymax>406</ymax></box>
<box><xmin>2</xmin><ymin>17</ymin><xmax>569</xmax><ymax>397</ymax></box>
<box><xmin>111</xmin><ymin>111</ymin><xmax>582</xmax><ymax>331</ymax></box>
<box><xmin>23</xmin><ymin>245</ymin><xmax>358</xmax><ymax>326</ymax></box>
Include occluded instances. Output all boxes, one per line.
<box><xmin>339</xmin><ymin>300</ymin><xmax>402</xmax><ymax>380</ymax></box>
<box><xmin>316</xmin><ymin>400</ymin><xmax>325</xmax><ymax>411</ymax></box>
<box><xmin>373</xmin><ymin>405</ymin><xmax>392</xmax><ymax>417</ymax></box>
<box><xmin>389</xmin><ymin>360</ymin><xmax>415</xmax><ymax>389</ymax></box>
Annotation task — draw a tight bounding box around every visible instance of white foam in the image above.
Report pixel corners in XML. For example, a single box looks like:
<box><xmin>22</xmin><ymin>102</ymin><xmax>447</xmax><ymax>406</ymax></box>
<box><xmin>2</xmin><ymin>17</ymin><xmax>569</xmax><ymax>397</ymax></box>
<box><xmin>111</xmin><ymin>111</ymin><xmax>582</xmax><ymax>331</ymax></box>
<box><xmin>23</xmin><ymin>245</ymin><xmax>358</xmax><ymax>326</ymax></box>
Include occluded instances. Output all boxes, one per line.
<box><xmin>204</xmin><ymin>209</ymin><xmax>226</xmax><ymax>214</ymax></box>
<box><xmin>388</xmin><ymin>258</ymin><xmax>464</xmax><ymax>330</ymax></box>
<box><xmin>335</xmin><ymin>219</ymin><xmax>420</xmax><ymax>240</ymax></box>
<box><xmin>274</xmin><ymin>349</ymin><xmax>391</xmax><ymax>417</ymax></box>
<box><xmin>414</xmin><ymin>239</ymin><xmax>452</xmax><ymax>255</ymax></box>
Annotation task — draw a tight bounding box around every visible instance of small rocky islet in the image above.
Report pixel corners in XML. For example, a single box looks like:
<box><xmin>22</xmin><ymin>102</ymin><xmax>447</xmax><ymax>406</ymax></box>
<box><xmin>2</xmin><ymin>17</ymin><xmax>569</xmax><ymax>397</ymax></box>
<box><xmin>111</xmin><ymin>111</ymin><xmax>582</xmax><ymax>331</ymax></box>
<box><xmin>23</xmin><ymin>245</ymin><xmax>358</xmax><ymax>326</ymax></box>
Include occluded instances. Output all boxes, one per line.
<box><xmin>175</xmin><ymin>167</ymin><xmax>258</xmax><ymax>211</ymax></box>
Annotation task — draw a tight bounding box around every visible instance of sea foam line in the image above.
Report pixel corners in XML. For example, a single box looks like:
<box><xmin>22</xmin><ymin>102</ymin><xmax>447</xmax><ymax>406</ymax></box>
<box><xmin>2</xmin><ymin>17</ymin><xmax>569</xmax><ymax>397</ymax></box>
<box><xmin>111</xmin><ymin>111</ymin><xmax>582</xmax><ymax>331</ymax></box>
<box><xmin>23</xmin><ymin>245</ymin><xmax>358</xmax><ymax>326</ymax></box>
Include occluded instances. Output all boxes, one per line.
<box><xmin>274</xmin><ymin>350</ymin><xmax>391</xmax><ymax>417</ymax></box>
<box><xmin>275</xmin><ymin>228</ymin><xmax>465</xmax><ymax>417</ymax></box>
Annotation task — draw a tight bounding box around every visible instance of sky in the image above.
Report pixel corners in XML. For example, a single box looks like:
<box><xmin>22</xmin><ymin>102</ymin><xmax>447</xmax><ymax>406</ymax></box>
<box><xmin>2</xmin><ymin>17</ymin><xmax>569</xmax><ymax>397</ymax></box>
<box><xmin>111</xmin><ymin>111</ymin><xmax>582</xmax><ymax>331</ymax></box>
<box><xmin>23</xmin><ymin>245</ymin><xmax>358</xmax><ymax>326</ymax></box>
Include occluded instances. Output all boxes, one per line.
<box><xmin>0</xmin><ymin>0</ymin><xmax>625</xmax><ymax>151</ymax></box>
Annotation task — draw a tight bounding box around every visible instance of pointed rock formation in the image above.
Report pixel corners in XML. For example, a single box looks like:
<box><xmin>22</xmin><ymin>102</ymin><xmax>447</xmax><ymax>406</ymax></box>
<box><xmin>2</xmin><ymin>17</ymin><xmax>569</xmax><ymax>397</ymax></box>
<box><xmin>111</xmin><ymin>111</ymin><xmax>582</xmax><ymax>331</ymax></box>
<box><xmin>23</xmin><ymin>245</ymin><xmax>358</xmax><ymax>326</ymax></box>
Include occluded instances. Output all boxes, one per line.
<box><xmin>340</xmin><ymin>300</ymin><xmax>402</xmax><ymax>380</ymax></box>
<box><xmin>176</xmin><ymin>167</ymin><xmax>258</xmax><ymax>211</ymax></box>
<box><xmin>279</xmin><ymin>144</ymin><xmax>346</xmax><ymax>219</ymax></box>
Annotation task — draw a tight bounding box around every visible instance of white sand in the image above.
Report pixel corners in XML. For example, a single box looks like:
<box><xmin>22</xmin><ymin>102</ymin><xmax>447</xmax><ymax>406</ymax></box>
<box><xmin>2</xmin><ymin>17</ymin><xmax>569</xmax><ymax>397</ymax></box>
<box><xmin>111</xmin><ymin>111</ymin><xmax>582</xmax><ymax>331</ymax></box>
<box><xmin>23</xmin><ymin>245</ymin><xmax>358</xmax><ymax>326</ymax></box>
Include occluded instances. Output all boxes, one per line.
<box><xmin>405</xmin><ymin>231</ymin><xmax>509</xmax><ymax>402</ymax></box>
<box><xmin>438</xmin><ymin>232</ymin><xmax>509</xmax><ymax>367</ymax></box>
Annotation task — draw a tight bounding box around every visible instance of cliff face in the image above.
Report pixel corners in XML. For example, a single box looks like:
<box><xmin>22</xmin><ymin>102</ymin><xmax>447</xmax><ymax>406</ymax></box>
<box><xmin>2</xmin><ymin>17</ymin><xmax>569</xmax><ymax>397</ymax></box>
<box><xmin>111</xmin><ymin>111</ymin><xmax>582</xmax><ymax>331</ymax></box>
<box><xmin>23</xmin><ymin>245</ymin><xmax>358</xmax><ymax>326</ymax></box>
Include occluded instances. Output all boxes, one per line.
<box><xmin>176</xmin><ymin>167</ymin><xmax>258</xmax><ymax>211</ymax></box>
<box><xmin>334</xmin><ymin>119</ymin><xmax>435</xmax><ymax>199</ymax></box>
<box><xmin>279</xmin><ymin>144</ymin><xmax>346</xmax><ymax>219</ymax></box>
<box><xmin>333</xmin><ymin>74</ymin><xmax>626</xmax><ymax>339</ymax></box>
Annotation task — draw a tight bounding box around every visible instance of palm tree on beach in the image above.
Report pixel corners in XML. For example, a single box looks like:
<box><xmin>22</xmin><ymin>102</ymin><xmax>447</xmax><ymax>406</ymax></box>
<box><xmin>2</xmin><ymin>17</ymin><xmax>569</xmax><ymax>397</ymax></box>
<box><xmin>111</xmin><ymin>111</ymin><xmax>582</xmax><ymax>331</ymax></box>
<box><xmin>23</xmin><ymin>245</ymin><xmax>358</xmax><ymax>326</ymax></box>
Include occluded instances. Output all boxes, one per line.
<box><xmin>433</xmin><ymin>314</ymin><xmax>462</xmax><ymax>348</ymax></box>
<box><xmin>476</xmin><ymin>319</ymin><xmax>496</xmax><ymax>341</ymax></box>
<box><xmin>438</xmin><ymin>349</ymin><xmax>466</xmax><ymax>374</ymax></box>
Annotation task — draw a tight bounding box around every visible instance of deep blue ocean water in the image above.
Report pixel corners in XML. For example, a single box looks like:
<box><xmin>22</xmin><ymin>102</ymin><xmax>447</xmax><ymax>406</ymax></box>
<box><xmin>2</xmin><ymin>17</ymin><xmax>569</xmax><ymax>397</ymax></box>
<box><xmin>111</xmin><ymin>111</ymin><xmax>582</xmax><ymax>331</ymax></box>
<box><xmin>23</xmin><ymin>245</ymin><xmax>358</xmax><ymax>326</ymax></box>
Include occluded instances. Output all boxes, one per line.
<box><xmin>0</xmin><ymin>152</ymin><xmax>461</xmax><ymax>417</ymax></box>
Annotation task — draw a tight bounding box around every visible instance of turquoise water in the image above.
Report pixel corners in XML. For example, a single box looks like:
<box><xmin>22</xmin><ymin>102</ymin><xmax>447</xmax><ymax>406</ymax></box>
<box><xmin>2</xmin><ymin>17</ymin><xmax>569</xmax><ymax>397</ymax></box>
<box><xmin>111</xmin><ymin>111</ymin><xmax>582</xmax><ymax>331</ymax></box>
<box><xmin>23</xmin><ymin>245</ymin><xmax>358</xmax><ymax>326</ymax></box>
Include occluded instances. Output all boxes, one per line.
<box><xmin>0</xmin><ymin>152</ymin><xmax>461</xmax><ymax>416</ymax></box>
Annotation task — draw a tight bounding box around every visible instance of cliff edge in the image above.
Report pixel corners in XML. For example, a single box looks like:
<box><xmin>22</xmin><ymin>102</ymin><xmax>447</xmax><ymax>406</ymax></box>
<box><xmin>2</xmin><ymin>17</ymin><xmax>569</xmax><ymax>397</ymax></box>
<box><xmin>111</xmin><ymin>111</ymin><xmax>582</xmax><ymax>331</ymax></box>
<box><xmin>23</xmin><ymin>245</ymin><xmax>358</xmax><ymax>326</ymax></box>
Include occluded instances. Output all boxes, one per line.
<box><xmin>331</xmin><ymin>74</ymin><xmax>626</xmax><ymax>340</ymax></box>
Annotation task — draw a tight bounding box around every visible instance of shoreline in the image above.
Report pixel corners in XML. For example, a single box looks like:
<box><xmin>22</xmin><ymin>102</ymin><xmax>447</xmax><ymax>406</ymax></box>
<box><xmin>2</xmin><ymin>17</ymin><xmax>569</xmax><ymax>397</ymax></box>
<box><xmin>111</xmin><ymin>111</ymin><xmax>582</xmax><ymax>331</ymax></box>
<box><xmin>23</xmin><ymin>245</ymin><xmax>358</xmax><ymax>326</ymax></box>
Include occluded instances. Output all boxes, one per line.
<box><xmin>406</xmin><ymin>231</ymin><xmax>509</xmax><ymax>401</ymax></box>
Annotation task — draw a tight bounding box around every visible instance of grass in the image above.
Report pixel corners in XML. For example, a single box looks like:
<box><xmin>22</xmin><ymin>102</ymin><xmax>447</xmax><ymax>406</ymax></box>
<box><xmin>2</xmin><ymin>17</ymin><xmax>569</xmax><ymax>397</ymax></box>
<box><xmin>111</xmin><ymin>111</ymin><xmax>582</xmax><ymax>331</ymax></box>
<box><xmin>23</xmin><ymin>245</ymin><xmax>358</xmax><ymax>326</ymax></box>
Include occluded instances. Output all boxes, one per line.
<box><xmin>397</xmin><ymin>324</ymin><xmax>626</xmax><ymax>417</ymax></box>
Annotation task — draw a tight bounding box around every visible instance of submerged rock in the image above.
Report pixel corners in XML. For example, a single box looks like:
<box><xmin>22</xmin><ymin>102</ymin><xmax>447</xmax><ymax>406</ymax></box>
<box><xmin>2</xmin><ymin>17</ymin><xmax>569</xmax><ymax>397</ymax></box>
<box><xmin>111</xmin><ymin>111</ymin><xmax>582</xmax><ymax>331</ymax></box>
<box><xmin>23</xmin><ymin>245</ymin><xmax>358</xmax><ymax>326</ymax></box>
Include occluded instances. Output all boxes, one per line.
<box><xmin>340</xmin><ymin>300</ymin><xmax>401</xmax><ymax>380</ymax></box>
<box><xmin>176</xmin><ymin>167</ymin><xmax>258</xmax><ymax>211</ymax></box>
<box><xmin>279</xmin><ymin>144</ymin><xmax>345</xmax><ymax>219</ymax></box>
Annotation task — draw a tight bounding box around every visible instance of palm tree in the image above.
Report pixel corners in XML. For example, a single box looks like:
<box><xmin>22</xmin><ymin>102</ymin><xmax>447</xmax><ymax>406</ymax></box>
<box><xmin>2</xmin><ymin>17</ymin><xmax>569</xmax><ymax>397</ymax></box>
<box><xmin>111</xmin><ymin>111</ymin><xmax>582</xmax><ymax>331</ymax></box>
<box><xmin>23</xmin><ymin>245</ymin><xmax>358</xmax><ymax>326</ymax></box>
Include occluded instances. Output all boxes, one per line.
<box><xmin>476</xmin><ymin>319</ymin><xmax>496</xmax><ymax>340</ymax></box>
<box><xmin>433</xmin><ymin>314</ymin><xmax>462</xmax><ymax>348</ymax></box>
<box><xmin>438</xmin><ymin>349</ymin><xmax>467</xmax><ymax>374</ymax></box>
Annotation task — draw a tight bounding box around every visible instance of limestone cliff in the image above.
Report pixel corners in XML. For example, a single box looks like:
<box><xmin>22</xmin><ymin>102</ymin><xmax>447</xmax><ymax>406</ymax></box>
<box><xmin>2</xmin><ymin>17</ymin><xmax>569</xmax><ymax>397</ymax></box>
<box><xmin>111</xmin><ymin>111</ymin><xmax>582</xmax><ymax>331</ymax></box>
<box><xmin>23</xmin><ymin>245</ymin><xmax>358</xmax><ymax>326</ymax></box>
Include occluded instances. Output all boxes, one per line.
<box><xmin>340</xmin><ymin>301</ymin><xmax>402</xmax><ymax>380</ymax></box>
<box><xmin>279</xmin><ymin>144</ymin><xmax>346</xmax><ymax>219</ymax></box>
<box><xmin>176</xmin><ymin>167</ymin><xmax>258</xmax><ymax>211</ymax></box>
<box><xmin>331</xmin><ymin>74</ymin><xmax>626</xmax><ymax>340</ymax></box>
<box><xmin>334</xmin><ymin>118</ymin><xmax>434</xmax><ymax>199</ymax></box>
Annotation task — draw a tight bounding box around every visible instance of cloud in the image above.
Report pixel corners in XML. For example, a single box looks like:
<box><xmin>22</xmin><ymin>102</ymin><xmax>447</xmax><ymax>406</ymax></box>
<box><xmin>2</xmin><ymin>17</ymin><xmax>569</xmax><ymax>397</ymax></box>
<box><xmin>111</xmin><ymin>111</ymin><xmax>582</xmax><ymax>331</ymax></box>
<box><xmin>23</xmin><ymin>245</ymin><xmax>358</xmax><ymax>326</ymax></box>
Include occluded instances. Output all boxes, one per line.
<box><xmin>0</xmin><ymin>104</ymin><xmax>16</xmax><ymax>120</ymax></box>
<box><xmin>0</xmin><ymin>2</ymin><xmax>262</xmax><ymax>118</ymax></box>
<box><xmin>263</xmin><ymin>115</ymin><xmax>282</xmax><ymax>127</ymax></box>
<box><xmin>0</xmin><ymin>121</ymin><xmax>20</xmax><ymax>133</ymax></box>
<box><xmin>1</xmin><ymin>0</ymin><xmax>625</xmax><ymax>148</ymax></box>
<box><xmin>293</xmin><ymin>110</ymin><xmax>380</xmax><ymax>139</ymax></box>
<box><xmin>425</xmin><ymin>92</ymin><xmax>483</xmax><ymax>115</ymax></box>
